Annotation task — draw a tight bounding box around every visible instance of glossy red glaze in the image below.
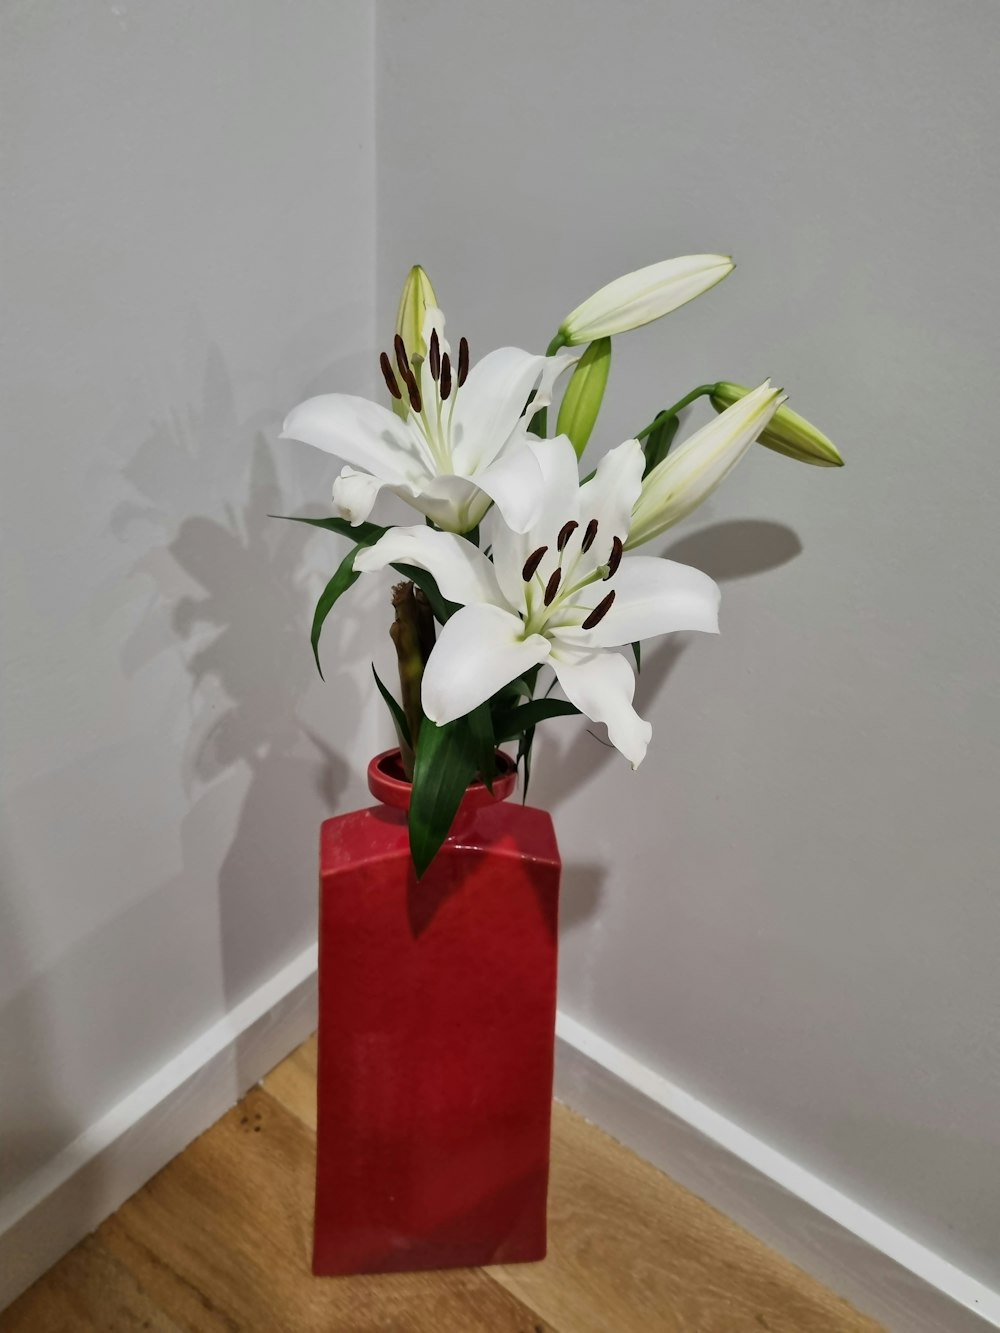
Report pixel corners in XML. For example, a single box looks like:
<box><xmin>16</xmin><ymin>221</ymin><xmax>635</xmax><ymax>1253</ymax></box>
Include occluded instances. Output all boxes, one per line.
<box><xmin>313</xmin><ymin>748</ymin><xmax>561</xmax><ymax>1276</ymax></box>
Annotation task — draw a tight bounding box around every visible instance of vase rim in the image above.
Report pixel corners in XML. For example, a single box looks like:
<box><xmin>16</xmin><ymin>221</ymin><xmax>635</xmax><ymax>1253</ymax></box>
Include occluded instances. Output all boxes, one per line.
<box><xmin>367</xmin><ymin>748</ymin><xmax>518</xmax><ymax>814</ymax></box>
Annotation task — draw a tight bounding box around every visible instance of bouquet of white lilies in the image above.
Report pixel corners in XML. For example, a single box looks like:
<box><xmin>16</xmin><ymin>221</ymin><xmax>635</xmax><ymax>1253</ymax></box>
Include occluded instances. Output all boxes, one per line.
<box><xmin>279</xmin><ymin>257</ymin><xmax>842</xmax><ymax>874</ymax></box>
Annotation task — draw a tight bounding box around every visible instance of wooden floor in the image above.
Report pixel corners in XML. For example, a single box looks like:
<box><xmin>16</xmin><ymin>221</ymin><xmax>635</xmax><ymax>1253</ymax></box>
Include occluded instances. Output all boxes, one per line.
<box><xmin>2</xmin><ymin>1036</ymin><xmax>882</xmax><ymax>1332</ymax></box>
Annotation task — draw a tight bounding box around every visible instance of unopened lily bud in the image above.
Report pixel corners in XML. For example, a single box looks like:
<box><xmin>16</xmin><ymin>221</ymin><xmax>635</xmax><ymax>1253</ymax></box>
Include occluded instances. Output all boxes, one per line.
<box><xmin>392</xmin><ymin>266</ymin><xmax>438</xmax><ymax>418</ymax></box>
<box><xmin>556</xmin><ymin>337</ymin><xmax>611</xmax><ymax>457</ymax></box>
<box><xmin>627</xmin><ymin>380</ymin><xmax>785</xmax><ymax>547</ymax></box>
<box><xmin>558</xmin><ymin>255</ymin><xmax>734</xmax><ymax>345</ymax></box>
<box><xmin>710</xmin><ymin>382</ymin><xmax>843</xmax><ymax>467</ymax></box>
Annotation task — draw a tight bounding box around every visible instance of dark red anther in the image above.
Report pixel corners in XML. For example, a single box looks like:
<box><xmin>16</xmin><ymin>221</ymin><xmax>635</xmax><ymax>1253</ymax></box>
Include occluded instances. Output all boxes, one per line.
<box><xmin>380</xmin><ymin>351</ymin><xmax>402</xmax><ymax>400</ymax></box>
<box><xmin>440</xmin><ymin>352</ymin><xmax>452</xmax><ymax>401</ymax></box>
<box><xmin>394</xmin><ymin>333</ymin><xmax>411</xmax><ymax>379</ymax></box>
<box><xmin>407</xmin><ymin>378</ymin><xmax>422</xmax><ymax>413</ymax></box>
<box><xmin>521</xmin><ymin>546</ymin><xmax>548</xmax><ymax>581</ymax></box>
<box><xmin>556</xmin><ymin>520</ymin><xmax>579</xmax><ymax>551</ymax></box>
<box><xmin>543</xmin><ymin>567</ymin><xmax>562</xmax><ymax>606</ymax></box>
<box><xmin>581</xmin><ymin>518</ymin><xmax>599</xmax><ymax>553</ymax></box>
<box><xmin>582</xmin><ymin>589</ymin><xmax>616</xmax><ymax>630</ymax></box>
<box><xmin>458</xmin><ymin>336</ymin><xmax>470</xmax><ymax>387</ymax></box>
<box><xmin>429</xmin><ymin>328</ymin><xmax>441</xmax><ymax>381</ymax></box>
<box><xmin>605</xmin><ymin>535</ymin><xmax>623</xmax><ymax>579</ymax></box>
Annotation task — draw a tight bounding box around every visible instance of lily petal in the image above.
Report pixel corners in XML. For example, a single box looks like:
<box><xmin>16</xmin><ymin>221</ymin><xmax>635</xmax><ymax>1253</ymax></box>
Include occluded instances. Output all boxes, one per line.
<box><xmin>471</xmin><ymin>443</ymin><xmax>545</xmax><ymax>534</ymax></box>
<box><xmin>627</xmin><ymin>380</ymin><xmax>786</xmax><ymax>547</ymax></box>
<box><xmin>393</xmin><ymin>474</ymin><xmax>495</xmax><ymax>534</ymax></box>
<box><xmin>576</xmin><ymin>438</ymin><xmax>645</xmax><ymax>566</ymax></box>
<box><xmin>489</xmin><ymin>434</ymin><xmax>582</xmax><ymax>609</ymax></box>
<box><xmin>281</xmin><ymin>393</ymin><xmax>428</xmax><ymax>486</ymax></box>
<box><xmin>353</xmin><ymin>525</ymin><xmax>505</xmax><ymax>608</ymax></box>
<box><xmin>549</xmin><ymin>643</ymin><xmax>652</xmax><ymax>768</ymax></box>
<box><xmin>555</xmin><ymin>555</ymin><xmax>720</xmax><ymax>648</ymax></box>
<box><xmin>332</xmin><ymin>467</ymin><xmax>387</xmax><ymax>525</ymax></box>
<box><xmin>422</xmin><ymin>604</ymin><xmax>551</xmax><ymax>725</ymax></box>
<box><xmin>450</xmin><ymin>346</ymin><xmax>551</xmax><ymax>474</ymax></box>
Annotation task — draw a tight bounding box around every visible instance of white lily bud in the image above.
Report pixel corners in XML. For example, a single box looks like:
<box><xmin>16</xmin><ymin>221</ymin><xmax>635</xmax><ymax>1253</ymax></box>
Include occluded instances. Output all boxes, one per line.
<box><xmin>626</xmin><ymin>380</ymin><xmax>786</xmax><ymax>547</ymax></box>
<box><xmin>559</xmin><ymin>255</ymin><xmax>734</xmax><ymax>345</ymax></box>
<box><xmin>710</xmin><ymin>382</ymin><xmax>844</xmax><ymax>467</ymax></box>
<box><xmin>392</xmin><ymin>265</ymin><xmax>438</xmax><ymax>418</ymax></box>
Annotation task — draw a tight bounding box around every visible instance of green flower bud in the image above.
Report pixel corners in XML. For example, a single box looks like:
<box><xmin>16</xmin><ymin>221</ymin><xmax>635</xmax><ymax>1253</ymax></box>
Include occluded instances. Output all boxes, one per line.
<box><xmin>555</xmin><ymin>338</ymin><xmax>611</xmax><ymax>458</ymax></box>
<box><xmin>392</xmin><ymin>266</ymin><xmax>438</xmax><ymax>418</ymax></box>
<box><xmin>710</xmin><ymin>382</ymin><xmax>844</xmax><ymax>467</ymax></box>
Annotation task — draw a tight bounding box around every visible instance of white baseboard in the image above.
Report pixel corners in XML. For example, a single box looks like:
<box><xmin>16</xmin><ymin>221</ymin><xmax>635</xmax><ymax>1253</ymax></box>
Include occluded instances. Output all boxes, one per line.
<box><xmin>554</xmin><ymin>1011</ymin><xmax>1000</xmax><ymax>1333</ymax></box>
<box><xmin>0</xmin><ymin>944</ymin><xmax>319</xmax><ymax>1311</ymax></box>
<box><xmin>3</xmin><ymin>950</ymin><xmax>996</xmax><ymax>1332</ymax></box>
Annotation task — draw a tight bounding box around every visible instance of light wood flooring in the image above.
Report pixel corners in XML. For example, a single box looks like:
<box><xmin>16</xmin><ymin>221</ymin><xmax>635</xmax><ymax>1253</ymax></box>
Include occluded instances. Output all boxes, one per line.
<box><xmin>1</xmin><ymin>1035</ymin><xmax>882</xmax><ymax>1332</ymax></box>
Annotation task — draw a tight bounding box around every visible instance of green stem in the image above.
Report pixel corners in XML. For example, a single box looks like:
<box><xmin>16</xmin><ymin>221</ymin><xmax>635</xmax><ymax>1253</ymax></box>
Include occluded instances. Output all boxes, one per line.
<box><xmin>390</xmin><ymin>581</ymin><xmax>428</xmax><ymax>779</ymax></box>
<box><xmin>634</xmin><ymin>383</ymin><xmax>717</xmax><ymax>441</ymax></box>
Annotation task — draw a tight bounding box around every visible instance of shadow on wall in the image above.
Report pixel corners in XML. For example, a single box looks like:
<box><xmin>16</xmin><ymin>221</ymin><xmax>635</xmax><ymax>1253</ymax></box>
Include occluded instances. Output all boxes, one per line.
<box><xmin>114</xmin><ymin>346</ymin><xmax>357</xmax><ymax>1033</ymax></box>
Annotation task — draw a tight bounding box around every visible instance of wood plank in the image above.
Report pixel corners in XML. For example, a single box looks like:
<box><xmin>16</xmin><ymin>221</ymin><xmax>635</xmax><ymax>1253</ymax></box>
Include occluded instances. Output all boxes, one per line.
<box><xmin>0</xmin><ymin>1234</ymin><xmax>184</xmax><ymax>1332</ymax></box>
<box><xmin>490</xmin><ymin>1102</ymin><xmax>883</xmax><ymax>1333</ymax></box>
<box><xmin>263</xmin><ymin>1031</ymin><xmax>317</xmax><ymax>1130</ymax></box>
<box><xmin>99</xmin><ymin>1085</ymin><xmax>557</xmax><ymax>1333</ymax></box>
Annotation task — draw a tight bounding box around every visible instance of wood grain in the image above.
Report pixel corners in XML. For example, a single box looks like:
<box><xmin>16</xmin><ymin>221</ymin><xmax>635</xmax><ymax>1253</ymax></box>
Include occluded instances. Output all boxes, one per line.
<box><xmin>1</xmin><ymin>1035</ymin><xmax>882</xmax><ymax>1332</ymax></box>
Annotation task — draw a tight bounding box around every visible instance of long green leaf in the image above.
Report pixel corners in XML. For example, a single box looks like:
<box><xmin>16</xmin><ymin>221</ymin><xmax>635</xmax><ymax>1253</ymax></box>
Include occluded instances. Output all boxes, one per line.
<box><xmin>493</xmin><ymin>698</ymin><xmax>580</xmax><ymax>741</ymax></box>
<box><xmin>408</xmin><ymin>716</ymin><xmax>479</xmax><ymax>878</ymax></box>
<box><xmin>632</xmin><ymin>640</ymin><xmax>641</xmax><ymax>672</ymax></box>
<box><xmin>518</xmin><ymin>725</ymin><xmax>536</xmax><ymax>802</ymax></box>
<box><xmin>270</xmin><ymin>513</ymin><xmax>385</xmax><ymax>546</ymax></box>
<box><xmin>641</xmin><ymin>412</ymin><xmax>680</xmax><ymax>477</ymax></box>
<box><xmin>371</xmin><ymin>663</ymin><xmax>411</xmax><ymax>749</ymax></box>
<box><xmin>310</xmin><ymin>545</ymin><xmax>364</xmax><ymax>678</ymax></box>
<box><xmin>467</xmin><ymin>701</ymin><xmax>497</xmax><ymax>793</ymax></box>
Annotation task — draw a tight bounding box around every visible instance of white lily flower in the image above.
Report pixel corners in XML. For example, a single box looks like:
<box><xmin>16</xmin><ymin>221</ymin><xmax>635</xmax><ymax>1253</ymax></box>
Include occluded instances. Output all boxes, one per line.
<box><xmin>627</xmin><ymin>380</ymin><xmax>787</xmax><ymax>548</ymax></box>
<box><xmin>559</xmin><ymin>255</ymin><xmax>735</xmax><ymax>344</ymax></box>
<box><xmin>281</xmin><ymin>308</ymin><xmax>575</xmax><ymax>535</ymax></box>
<box><xmin>354</xmin><ymin>435</ymin><xmax>720</xmax><ymax>768</ymax></box>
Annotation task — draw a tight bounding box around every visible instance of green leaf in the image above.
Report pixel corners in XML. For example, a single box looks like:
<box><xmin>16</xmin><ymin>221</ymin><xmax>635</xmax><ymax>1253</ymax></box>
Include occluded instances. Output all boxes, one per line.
<box><xmin>467</xmin><ymin>701</ymin><xmax>497</xmax><ymax>793</ymax></box>
<box><xmin>371</xmin><ymin>663</ymin><xmax>411</xmax><ymax>749</ymax></box>
<box><xmin>641</xmin><ymin>412</ymin><xmax>680</xmax><ymax>477</ymax></box>
<box><xmin>310</xmin><ymin>545</ymin><xmax>364</xmax><ymax>678</ymax></box>
<box><xmin>408</xmin><ymin>715</ymin><xmax>480</xmax><ymax>878</ymax></box>
<box><xmin>632</xmin><ymin>640</ymin><xmax>641</xmax><ymax>672</ymax></box>
<box><xmin>270</xmin><ymin>513</ymin><xmax>385</xmax><ymax>546</ymax></box>
<box><xmin>493</xmin><ymin>698</ymin><xmax>581</xmax><ymax>742</ymax></box>
<box><xmin>391</xmin><ymin>562</ymin><xmax>458</xmax><ymax>624</ymax></box>
<box><xmin>517</xmin><ymin>725</ymin><xmax>536</xmax><ymax>802</ymax></box>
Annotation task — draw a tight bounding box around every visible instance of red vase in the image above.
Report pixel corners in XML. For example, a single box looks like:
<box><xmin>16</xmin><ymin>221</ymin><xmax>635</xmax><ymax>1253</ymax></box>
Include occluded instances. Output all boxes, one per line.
<box><xmin>313</xmin><ymin>748</ymin><xmax>561</xmax><ymax>1276</ymax></box>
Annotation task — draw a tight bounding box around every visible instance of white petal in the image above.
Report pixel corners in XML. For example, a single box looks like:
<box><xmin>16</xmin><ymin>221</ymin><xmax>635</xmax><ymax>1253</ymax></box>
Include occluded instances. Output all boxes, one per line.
<box><xmin>450</xmin><ymin>346</ymin><xmax>550</xmax><ymax>473</ymax></box>
<box><xmin>576</xmin><ymin>438</ymin><xmax>645</xmax><ymax>566</ymax></box>
<box><xmin>472</xmin><ymin>443</ymin><xmax>545</xmax><ymax>534</ymax></box>
<box><xmin>560</xmin><ymin>255</ymin><xmax>734</xmax><ymax>343</ymax></box>
<box><xmin>353</xmin><ymin>526</ymin><xmax>505</xmax><ymax>608</ymax></box>
<box><xmin>555</xmin><ymin>555</ymin><xmax>720</xmax><ymax>648</ymax></box>
<box><xmin>331</xmin><ymin>467</ymin><xmax>386</xmax><ymax>526</ymax></box>
<box><xmin>422</xmin><ymin>604</ymin><xmax>551</xmax><ymax>725</ymax></box>
<box><xmin>281</xmin><ymin>393</ymin><xmax>428</xmax><ymax>485</ymax></box>
<box><xmin>628</xmin><ymin>381</ymin><xmax>786</xmax><ymax>547</ymax></box>
<box><xmin>489</xmin><ymin>434</ymin><xmax>582</xmax><ymax>608</ymax></box>
<box><xmin>549</xmin><ymin>644</ymin><xmax>651</xmax><ymax>768</ymax></box>
<box><xmin>392</xmin><ymin>474</ymin><xmax>494</xmax><ymax>534</ymax></box>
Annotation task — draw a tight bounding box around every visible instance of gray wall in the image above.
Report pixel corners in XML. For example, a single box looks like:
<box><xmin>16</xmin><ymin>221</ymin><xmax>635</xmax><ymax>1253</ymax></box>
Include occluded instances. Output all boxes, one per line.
<box><xmin>1</xmin><ymin>2</ymin><xmax>380</xmax><ymax>1198</ymax></box>
<box><xmin>376</xmin><ymin>0</ymin><xmax>1000</xmax><ymax>1288</ymax></box>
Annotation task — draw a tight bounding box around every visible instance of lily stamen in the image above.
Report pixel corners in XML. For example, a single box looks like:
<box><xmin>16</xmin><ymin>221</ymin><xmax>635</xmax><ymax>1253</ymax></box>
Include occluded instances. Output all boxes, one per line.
<box><xmin>380</xmin><ymin>352</ymin><xmax>402</xmax><ymax>401</ymax></box>
<box><xmin>429</xmin><ymin>329</ymin><xmax>441</xmax><ymax>381</ymax></box>
<box><xmin>581</xmin><ymin>518</ymin><xmax>599</xmax><ymax>553</ymax></box>
<box><xmin>606</xmin><ymin>535</ymin><xmax>623</xmax><ymax>579</ymax></box>
<box><xmin>557</xmin><ymin>520</ymin><xmax>578</xmax><ymax>551</ymax></box>
<box><xmin>393</xmin><ymin>333</ymin><xmax>411</xmax><ymax>381</ymax></box>
<box><xmin>582</xmin><ymin>589</ymin><xmax>616</xmax><ymax>629</ymax></box>
<box><xmin>440</xmin><ymin>352</ymin><xmax>453</xmax><ymax>401</ymax></box>
<box><xmin>543</xmin><ymin>567</ymin><xmax>562</xmax><ymax>606</ymax></box>
<box><xmin>458</xmin><ymin>336</ymin><xmax>470</xmax><ymax>387</ymax></box>
<box><xmin>522</xmin><ymin>546</ymin><xmax>548</xmax><ymax>581</ymax></box>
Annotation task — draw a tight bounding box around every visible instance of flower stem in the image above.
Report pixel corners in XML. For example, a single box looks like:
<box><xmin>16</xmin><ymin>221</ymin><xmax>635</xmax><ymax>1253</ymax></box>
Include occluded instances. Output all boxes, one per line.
<box><xmin>634</xmin><ymin>384</ymin><xmax>718</xmax><ymax>441</ymax></box>
<box><xmin>390</xmin><ymin>581</ymin><xmax>431</xmax><ymax>779</ymax></box>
